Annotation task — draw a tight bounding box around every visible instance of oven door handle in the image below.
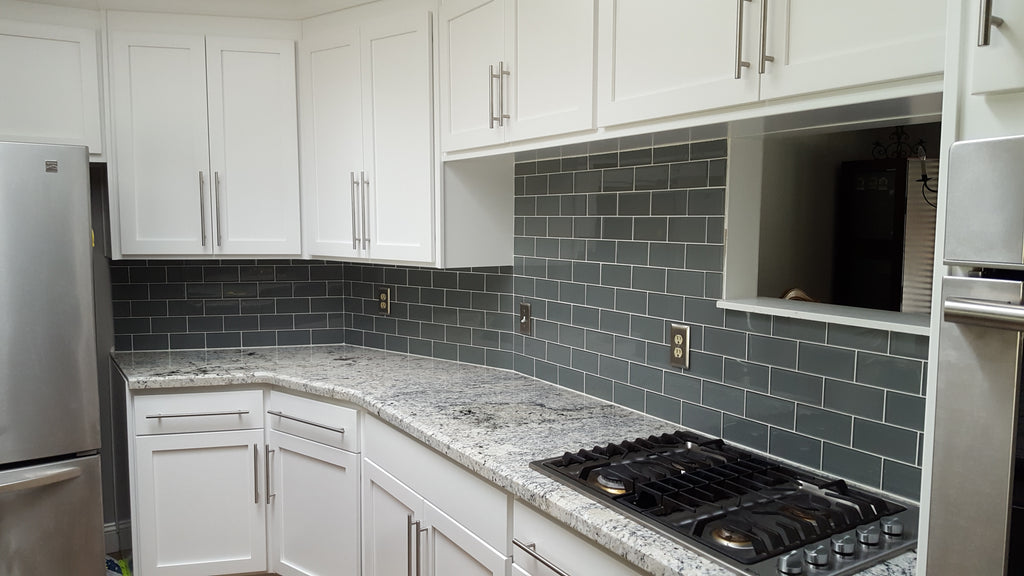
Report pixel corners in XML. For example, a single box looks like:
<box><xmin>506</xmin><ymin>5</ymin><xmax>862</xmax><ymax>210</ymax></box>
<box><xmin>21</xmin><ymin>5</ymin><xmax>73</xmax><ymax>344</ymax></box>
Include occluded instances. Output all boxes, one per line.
<box><xmin>512</xmin><ymin>538</ymin><xmax>572</xmax><ymax>576</ymax></box>
<box><xmin>944</xmin><ymin>296</ymin><xmax>1024</xmax><ymax>331</ymax></box>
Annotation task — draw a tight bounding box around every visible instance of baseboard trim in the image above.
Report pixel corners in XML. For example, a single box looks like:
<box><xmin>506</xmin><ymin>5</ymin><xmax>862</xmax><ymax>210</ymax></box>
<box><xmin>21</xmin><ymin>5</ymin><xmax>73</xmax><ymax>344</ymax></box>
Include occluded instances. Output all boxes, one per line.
<box><xmin>104</xmin><ymin>520</ymin><xmax>132</xmax><ymax>555</ymax></box>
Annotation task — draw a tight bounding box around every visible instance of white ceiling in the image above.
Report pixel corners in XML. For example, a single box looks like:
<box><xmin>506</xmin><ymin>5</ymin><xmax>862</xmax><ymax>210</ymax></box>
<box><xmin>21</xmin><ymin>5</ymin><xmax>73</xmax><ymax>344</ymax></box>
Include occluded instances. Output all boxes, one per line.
<box><xmin>19</xmin><ymin>0</ymin><xmax>376</xmax><ymax>19</ymax></box>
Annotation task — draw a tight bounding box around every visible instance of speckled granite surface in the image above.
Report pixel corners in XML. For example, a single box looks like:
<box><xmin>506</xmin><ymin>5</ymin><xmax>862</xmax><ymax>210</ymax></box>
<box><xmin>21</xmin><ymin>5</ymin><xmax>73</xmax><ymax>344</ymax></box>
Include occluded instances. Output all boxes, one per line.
<box><xmin>113</xmin><ymin>344</ymin><xmax>917</xmax><ymax>576</ymax></box>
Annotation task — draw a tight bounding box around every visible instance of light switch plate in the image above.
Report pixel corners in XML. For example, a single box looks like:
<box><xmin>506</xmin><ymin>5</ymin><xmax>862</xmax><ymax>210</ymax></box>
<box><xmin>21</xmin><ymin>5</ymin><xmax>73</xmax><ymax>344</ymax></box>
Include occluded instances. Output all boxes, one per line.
<box><xmin>669</xmin><ymin>323</ymin><xmax>690</xmax><ymax>369</ymax></box>
<box><xmin>519</xmin><ymin>302</ymin><xmax>532</xmax><ymax>335</ymax></box>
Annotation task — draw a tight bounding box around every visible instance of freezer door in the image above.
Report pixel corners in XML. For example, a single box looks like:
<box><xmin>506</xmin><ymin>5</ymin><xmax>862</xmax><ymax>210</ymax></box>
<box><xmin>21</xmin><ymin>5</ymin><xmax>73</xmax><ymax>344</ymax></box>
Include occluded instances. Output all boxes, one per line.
<box><xmin>0</xmin><ymin>454</ymin><xmax>104</xmax><ymax>575</ymax></box>
<box><xmin>0</xmin><ymin>141</ymin><xmax>100</xmax><ymax>464</ymax></box>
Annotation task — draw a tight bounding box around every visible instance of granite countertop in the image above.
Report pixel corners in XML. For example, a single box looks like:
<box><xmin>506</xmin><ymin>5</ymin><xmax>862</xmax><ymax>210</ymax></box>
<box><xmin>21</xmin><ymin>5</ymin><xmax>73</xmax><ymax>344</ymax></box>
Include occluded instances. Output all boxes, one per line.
<box><xmin>113</xmin><ymin>344</ymin><xmax>916</xmax><ymax>576</ymax></box>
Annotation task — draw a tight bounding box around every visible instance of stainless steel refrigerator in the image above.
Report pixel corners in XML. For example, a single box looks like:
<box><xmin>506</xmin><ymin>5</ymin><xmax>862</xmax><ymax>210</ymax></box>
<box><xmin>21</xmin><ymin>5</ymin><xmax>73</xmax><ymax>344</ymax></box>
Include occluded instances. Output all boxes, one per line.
<box><xmin>928</xmin><ymin>134</ymin><xmax>1024</xmax><ymax>575</ymax></box>
<box><xmin>0</xmin><ymin>141</ymin><xmax>104</xmax><ymax>574</ymax></box>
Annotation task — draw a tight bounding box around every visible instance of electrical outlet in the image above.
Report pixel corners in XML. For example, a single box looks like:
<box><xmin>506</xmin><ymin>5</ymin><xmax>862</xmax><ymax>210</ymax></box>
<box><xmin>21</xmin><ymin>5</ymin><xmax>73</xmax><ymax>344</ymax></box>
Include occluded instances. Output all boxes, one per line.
<box><xmin>519</xmin><ymin>302</ymin><xmax>532</xmax><ymax>335</ymax></box>
<box><xmin>376</xmin><ymin>287</ymin><xmax>391</xmax><ymax>315</ymax></box>
<box><xmin>669</xmin><ymin>323</ymin><xmax>690</xmax><ymax>369</ymax></box>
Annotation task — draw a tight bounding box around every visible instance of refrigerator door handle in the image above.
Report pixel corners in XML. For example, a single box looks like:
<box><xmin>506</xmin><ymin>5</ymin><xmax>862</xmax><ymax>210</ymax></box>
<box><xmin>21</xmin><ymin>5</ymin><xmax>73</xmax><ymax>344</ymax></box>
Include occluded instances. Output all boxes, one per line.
<box><xmin>0</xmin><ymin>466</ymin><xmax>81</xmax><ymax>495</ymax></box>
<box><xmin>944</xmin><ymin>296</ymin><xmax>1024</xmax><ymax>331</ymax></box>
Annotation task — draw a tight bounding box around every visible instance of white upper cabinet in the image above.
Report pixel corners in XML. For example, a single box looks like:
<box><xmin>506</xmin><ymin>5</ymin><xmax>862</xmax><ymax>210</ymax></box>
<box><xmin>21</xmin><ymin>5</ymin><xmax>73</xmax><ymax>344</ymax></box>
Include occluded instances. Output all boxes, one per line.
<box><xmin>440</xmin><ymin>0</ymin><xmax>596</xmax><ymax>151</ymax></box>
<box><xmin>0</xmin><ymin>19</ymin><xmax>103</xmax><ymax>153</ymax></box>
<box><xmin>970</xmin><ymin>0</ymin><xmax>1024</xmax><ymax>95</ymax></box>
<box><xmin>300</xmin><ymin>10</ymin><xmax>434</xmax><ymax>264</ymax></box>
<box><xmin>597</xmin><ymin>0</ymin><xmax>759</xmax><ymax>127</ymax></box>
<box><xmin>110</xmin><ymin>21</ymin><xmax>300</xmax><ymax>258</ymax></box>
<box><xmin>758</xmin><ymin>0</ymin><xmax>945</xmax><ymax>100</ymax></box>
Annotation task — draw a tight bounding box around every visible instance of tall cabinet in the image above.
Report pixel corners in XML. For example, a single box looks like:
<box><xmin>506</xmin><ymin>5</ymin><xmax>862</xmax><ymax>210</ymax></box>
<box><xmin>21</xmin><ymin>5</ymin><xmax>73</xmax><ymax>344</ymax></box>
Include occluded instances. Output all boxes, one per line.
<box><xmin>109</xmin><ymin>16</ymin><xmax>300</xmax><ymax>258</ymax></box>
<box><xmin>300</xmin><ymin>10</ymin><xmax>434</xmax><ymax>264</ymax></box>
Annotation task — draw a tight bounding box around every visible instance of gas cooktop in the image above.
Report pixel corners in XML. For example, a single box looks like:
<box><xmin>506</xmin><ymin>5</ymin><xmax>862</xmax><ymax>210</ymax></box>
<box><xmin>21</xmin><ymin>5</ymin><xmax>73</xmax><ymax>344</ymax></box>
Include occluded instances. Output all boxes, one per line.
<box><xmin>531</xmin><ymin>430</ymin><xmax>917</xmax><ymax>576</ymax></box>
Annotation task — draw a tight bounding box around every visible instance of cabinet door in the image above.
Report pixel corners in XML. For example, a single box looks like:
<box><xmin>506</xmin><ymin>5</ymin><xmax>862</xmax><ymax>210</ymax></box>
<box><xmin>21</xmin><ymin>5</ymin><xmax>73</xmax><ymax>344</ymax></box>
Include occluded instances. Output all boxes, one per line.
<box><xmin>363</xmin><ymin>459</ymin><xmax>423</xmax><ymax>576</ymax></box>
<box><xmin>424</xmin><ymin>501</ymin><xmax>508</xmax><ymax>576</ymax></box>
<box><xmin>300</xmin><ymin>25</ymin><xmax>364</xmax><ymax>260</ymax></box>
<box><xmin>110</xmin><ymin>31</ymin><xmax>212</xmax><ymax>256</ymax></box>
<box><xmin>268</xmin><ymin>430</ymin><xmax>359</xmax><ymax>576</ymax></box>
<box><xmin>135</xmin><ymin>429</ymin><xmax>266</xmax><ymax>576</ymax></box>
<box><xmin>759</xmin><ymin>0</ymin><xmax>944</xmax><ymax>100</ymax></box>
<box><xmin>971</xmin><ymin>0</ymin><xmax>1024</xmax><ymax>94</ymax></box>
<box><xmin>508</xmin><ymin>0</ymin><xmax>595</xmax><ymax>141</ymax></box>
<box><xmin>362</xmin><ymin>12</ymin><xmax>435</xmax><ymax>263</ymax></box>
<box><xmin>440</xmin><ymin>0</ymin><xmax>506</xmax><ymax>151</ymax></box>
<box><xmin>206</xmin><ymin>36</ymin><xmax>301</xmax><ymax>256</ymax></box>
<box><xmin>0</xmin><ymin>20</ymin><xmax>102</xmax><ymax>153</ymax></box>
<box><xmin>597</xmin><ymin>0</ymin><xmax>759</xmax><ymax>127</ymax></box>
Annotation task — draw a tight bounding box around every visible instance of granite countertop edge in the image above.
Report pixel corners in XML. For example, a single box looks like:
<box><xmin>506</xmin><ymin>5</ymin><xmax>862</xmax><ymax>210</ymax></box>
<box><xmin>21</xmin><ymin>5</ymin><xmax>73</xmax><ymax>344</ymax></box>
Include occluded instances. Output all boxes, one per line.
<box><xmin>114</xmin><ymin>345</ymin><xmax>916</xmax><ymax>576</ymax></box>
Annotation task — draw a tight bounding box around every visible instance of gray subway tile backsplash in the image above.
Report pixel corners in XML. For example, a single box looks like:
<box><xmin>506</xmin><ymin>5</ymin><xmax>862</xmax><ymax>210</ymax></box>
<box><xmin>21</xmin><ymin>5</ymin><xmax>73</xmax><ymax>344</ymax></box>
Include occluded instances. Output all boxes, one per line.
<box><xmin>110</xmin><ymin>133</ymin><xmax>926</xmax><ymax>501</ymax></box>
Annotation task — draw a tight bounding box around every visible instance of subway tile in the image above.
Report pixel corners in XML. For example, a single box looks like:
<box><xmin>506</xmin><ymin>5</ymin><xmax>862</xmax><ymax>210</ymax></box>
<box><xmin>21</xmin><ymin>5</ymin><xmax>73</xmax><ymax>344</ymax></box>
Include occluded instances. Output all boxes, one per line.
<box><xmin>560</xmin><ymin>239</ymin><xmax>587</xmax><ymax>260</ymax></box>
<box><xmin>827</xmin><ymin>325</ymin><xmax>889</xmax><ymax>353</ymax></box>
<box><xmin>294</xmin><ymin>282</ymin><xmax>328</xmax><ymax>297</ymax></box>
<box><xmin>603</xmin><ymin>168</ymin><xmax>634</xmax><ymax>192</ymax></box>
<box><xmin>615</xmin><ymin>336</ymin><xmax>646</xmax><ymax>363</ymax></box>
<box><xmin>630</xmin><ymin>363</ymin><xmax>663</xmax><ymax>391</ymax></box>
<box><xmin>708</xmin><ymin>159</ymin><xmax>727</xmax><ymax>187</ymax></box>
<box><xmin>704</xmin><ymin>273</ymin><xmax>723</xmax><ymax>299</ymax></box>
<box><xmin>132</xmin><ymin>334</ymin><xmax>169</xmax><ymax>351</ymax></box>
<box><xmin>535</xmin><ymin>279</ymin><xmax>560</xmax><ymax>301</ymax></box>
<box><xmin>686</xmin><ymin>244</ymin><xmax>724</xmax><ymax>271</ymax></box>
<box><xmin>796</xmin><ymin>405</ymin><xmax>852</xmax><ymax>445</ymax></box>
<box><xmin>682</xmin><ymin>402</ymin><xmax>722</xmax><ymax>436</ymax></box>
<box><xmin>601</xmin><ymin>217</ymin><xmax>633</xmax><ymax>240</ymax></box>
<box><xmin>620</xmin><ymin>148</ymin><xmax>652</xmax><ymax>167</ymax></box>
<box><xmin>572</xmin><ymin>305</ymin><xmax>600</xmax><ymax>330</ymax></box>
<box><xmin>630</xmin><ymin>315</ymin><xmax>665</xmax><ymax>342</ymax></box>
<box><xmin>653</xmin><ymin>144</ymin><xmax>689</xmax><ymax>164</ymax></box>
<box><xmin>524</xmin><ymin>217</ymin><xmax>547</xmax><ymax>237</ymax></box>
<box><xmin>614</xmin><ymin>383</ymin><xmax>645</xmax><ymax>411</ymax></box>
<box><xmin>773</xmin><ymin>317</ymin><xmax>826</xmax><ymax>343</ymax></box>
<box><xmin>691</xmin><ymin>139</ymin><xmax>727</xmax><ymax>160</ymax></box>
<box><xmin>769</xmin><ymin>429</ymin><xmax>822</xmax><ymax>469</ymax></box>
<box><xmin>646</xmin><ymin>293</ymin><xmax>682</xmax><ymax>320</ymax></box>
<box><xmin>224</xmin><ymin>315</ymin><xmax>259</xmax><ymax>332</ymax></box>
<box><xmin>515</xmin><ymin>160</ymin><xmax>537</xmax><ymax>175</ymax></box>
<box><xmin>646</xmin><ymin>392</ymin><xmax>681</xmax><ymax>424</ymax></box>
<box><xmin>601</xmin><ymin>355</ymin><xmax>630</xmax><ymax>382</ymax></box>
<box><xmin>632</xmin><ymin>267</ymin><xmax>666</xmax><ymax>292</ymax></box>
<box><xmin>706</xmin><ymin>217</ymin><xmax>725</xmax><ymax>244</ymax></box>
<box><xmin>149</xmin><ymin>284</ymin><xmax>185</xmax><ymax>300</ymax></box>
<box><xmin>278</xmin><ymin>330</ymin><xmax>311</xmax><ymax>346</ymax></box>
<box><xmin>275</xmin><ymin>266</ymin><xmax>309</xmax><ymax>282</ymax></box>
<box><xmin>889</xmin><ymin>332</ymin><xmax>929</xmax><ymax>359</ymax></box>
<box><xmin>602</xmin><ymin>311</ymin><xmax>632</xmax><ymax>336</ymax></box>
<box><xmin>652</xmin><ymin>127</ymin><xmax>691</xmax><ymax>146</ymax></box>
<box><xmin>668</xmin><ymin>217</ymin><xmax>708</xmax><ymax>243</ymax></box>
<box><xmin>239</xmin><ymin>299</ymin><xmax>274</xmax><ymax>315</ymax></box>
<box><xmin>561</xmin><ymin>156</ymin><xmax>588</xmax><ymax>172</ymax></box>
<box><xmin>882</xmin><ymin>460</ymin><xmax>922</xmax><ymax>500</ymax></box>
<box><xmin>619</xmin><ymin>134</ymin><xmax>652</xmax><ymax>151</ymax></box>
<box><xmin>853</xmin><ymin>419</ymin><xmax>918</xmax><ymax>464</ymax></box>
<box><xmin>588</xmin><ymin>193</ymin><xmax>617</xmax><ymax>216</ymax></box>
<box><xmin>558</xmin><ymin>367</ymin><xmax>585</xmax><ymax>391</ymax></box>
<box><xmin>666</xmin><ymin>269</ymin><xmax>705</xmax><ymax>297</ymax></box>
<box><xmin>206</xmin><ymin>332</ymin><xmax>240</xmax><ymax>349</ymax></box>
<box><xmin>165</xmin><ymin>266</ymin><xmax>204</xmax><ymax>283</ymax></box>
<box><xmin>748</xmin><ymin>335</ymin><xmax>797</xmax><ymax>369</ymax></box>
<box><xmin>486</xmin><ymin>349</ymin><xmax>514</xmax><ymax>370</ymax></box>
<box><xmin>152</xmin><ymin>316</ymin><xmax>187</xmax><ymax>333</ymax></box>
<box><xmin>635</xmin><ymin>165</ymin><xmax>670</xmax><ymax>190</ymax></box>
<box><xmin>586</xmin><ymin>374</ymin><xmax>614</xmax><ymax>401</ymax></box>
<box><xmin>798</xmin><ymin>342</ymin><xmax>855</xmax><ymax>380</ymax></box>
<box><xmin>188</xmin><ymin>316</ymin><xmax>223</xmax><ymax>333</ymax></box>
<box><xmin>536</xmin><ymin>158</ymin><xmax>561</xmax><ymax>174</ymax></box>
<box><xmin>633</xmin><ymin>217</ymin><xmax>668</xmax><ymax>241</ymax></box>
<box><xmin>585</xmin><ymin>285</ymin><xmax>615</xmax><ymax>309</ymax></box>
<box><xmin>170</xmin><ymin>333</ymin><xmax>206</xmax><ymax>350</ymax></box>
<box><xmin>723</xmin><ymin>359</ymin><xmax>770</xmax><ymax>392</ymax></box>
<box><xmin>458</xmin><ymin>344</ymin><xmax>484</xmax><ymax>364</ymax></box>
<box><xmin>559</xmin><ymin>282</ymin><xmax>586</xmax><ymax>304</ymax></box>
<box><xmin>115</xmin><ymin>318</ymin><xmax>151</xmax><ymax>335</ymax></box>
<box><xmin>703</xmin><ymin>327</ymin><xmax>746</xmax><ymax>358</ymax></box>
<box><xmin>703</xmin><ymin>381</ymin><xmax>745</xmax><ymax>415</ymax></box>
<box><xmin>547</xmin><ymin>260</ymin><xmax>573</xmax><ymax>282</ymax></box>
<box><xmin>586</xmin><ymin>240</ymin><xmax>617</xmax><ymax>263</ymax></box>
<box><xmin>602</xmin><ymin>264</ymin><xmax>632</xmax><ymax>288</ymax></box>
<box><xmin>615</xmin><ymin>289</ymin><xmax>648</xmax><ymax>315</ymax></box>
<box><xmin>525</xmin><ymin>174</ymin><xmax>548</xmax><ymax>195</ymax></box>
<box><xmin>590</xmin><ymin>152</ymin><xmax>618</xmax><ymax>169</ymax></box>
<box><xmin>649</xmin><ymin>243</ymin><xmax>686</xmax><ymax>268</ymax></box>
<box><xmin>277</xmin><ymin>298</ymin><xmax>311</xmax><ymax>314</ymax></box>
<box><xmin>884</xmin><ymin>391</ymin><xmax>926</xmax><ymax>431</ymax></box>
<box><xmin>651</xmin><ymin>190</ymin><xmax>688</xmax><ymax>218</ymax></box>
<box><xmin>669</xmin><ymin>162</ymin><xmax>709</xmax><ymax>188</ymax></box>
<box><xmin>548</xmin><ymin>217</ymin><xmax>573</xmax><ymax>238</ymax></box>
<box><xmin>572</xmin><ymin>348</ymin><xmax>600</xmax><ymax>373</ymax></box>
<box><xmin>664</xmin><ymin>372</ymin><xmax>702</xmax><ymax>402</ymax></box>
<box><xmin>112</xmin><ymin>284</ymin><xmax>149</xmax><ymax>301</ymax></box>
<box><xmin>822</xmin><ymin>443</ymin><xmax>882</xmax><ymax>488</ymax></box>
<box><xmin>435</xmin><ymin>342</ymin><xmax>460</xmax><ymax>362</ymax></box>
<box><xmin>560</xmin><ymin>194</ymin><xmax>587</xmax><ymax>215</ymax></box>
<box><xmin>619</xmin><ymin>192</ymin><xmax>652</xmax><ymax>215</ymax></box>
<box><xmin>683</xmin><ymin>297</ymin><xmax>722</xmax><ymax>326</ymax></box>
<box><xmin>309</xmin><ymin>266</ymin><xmax>343</xmax><ymax>281</ymax></box>
<box><xmin>524</xmin><ymin>336</ymin><xmax>546</xmax><ymax>358</ymax></box>
<box><xmin>771</xmin><ymin>368</ymin><xmax>824</xmax><ymax>405</ymax></box>
<box><xmin>514</xmin><ymin>237</ymin><xmax>535</xmax><ymax>257</ymax></box>
<box><xmin>574</xmin><ymin>217</ymin><xmax>602</xmax><ymax>239</ymax></box>
<box><xmin>687</xmin><ymin>188</ymin><xmax>725</xmax><ymax>217</ymax></box>
<box><xmin>575</xmin><ymin>171</ymin><xmax>603</xmax><ymax>193</ymax></box>
<box><xmin>856</xmin><ymin>352</ymin><xmax>923</xmax><ymax>394</ymax></box>
<box><xmin>723</xmin><ymin>415</ymin><xmax>769</xmax><ymax>452</ymax></box>
<box><xmin>132</xmin><ymin>300</ymin><xmax>168</xmax><ymax>317</ymax></box>
<box><xmin>746</xmin><ymin>393</ymin><xmax>795</xmax><ymax>428</ymax></box>
<box><xmin>687</xmin><ymin>351</ymin><xmax>724</xmax><ymax>381</ymax></box>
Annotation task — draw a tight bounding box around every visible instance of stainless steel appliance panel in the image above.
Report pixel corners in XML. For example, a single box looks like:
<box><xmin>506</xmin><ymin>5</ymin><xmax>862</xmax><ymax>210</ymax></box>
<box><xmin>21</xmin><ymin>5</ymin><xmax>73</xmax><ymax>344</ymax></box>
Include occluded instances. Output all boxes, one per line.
<box><xmin>0</xmin><ymin>141</ymin><xmax>99</xmax><ymax>464</ymax></box>
<box><xmin>928</xmin><ymin>275</ymin><xmax>1023</xmax><ymax>575</ymax></box>
<box><xmin>944</xmin><ymin>134</ymin><xmax>1024</xmax><ymax>269</ymax></box>
<box><xmin>0</xmin><ymin>454</ymin><xmax>104</xmax><ymax>575</ymax></box>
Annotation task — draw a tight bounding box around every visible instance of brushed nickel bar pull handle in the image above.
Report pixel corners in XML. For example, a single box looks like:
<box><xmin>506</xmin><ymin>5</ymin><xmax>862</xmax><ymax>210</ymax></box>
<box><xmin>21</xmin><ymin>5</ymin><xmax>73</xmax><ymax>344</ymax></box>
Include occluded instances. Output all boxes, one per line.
<box><xmin>267</xmin><ymin>410</ymin><xmax>345</xmax><ymax>434</ymax></box>
<box><xmin>253</xmin><ymin>443</ymin><xmax>259</xmax><ymax>504</ymax></box>
<box><xmin>512</xmin><ymin>538</ymin><xmax>572</xmax><ymax>576</ymax></box>
<box><xmin>944</xmin><ymin>296</ymin><xmax>1024</xmax><ymax>331</ymax></box>
<box><xmin>735</xmin><ymin>0</ymin><xmax>752</xmax><ymax>79</ymax></box>
<box><xmin>145</xmin><ymin>410</ymin><xmax>250</xmax><ymax>419</ymax></box>
<box><xmin>498</xmin><ymin>61</ymin><xmax>510</xmax><ymax>127</ymax></box>
<box><xmin>489</xmin><ymin>64</ymin><xmax>497</xmax><ymax>128</ymax></box>
<box><xmin>407</xmin><ymin>516</ymin><xmax>415</xmax><ymax>576</ymax></box>
<box><xmin>0</xmin><ymin>467</ymin><xmax>81</xmax><ymax>495</ymax></box>
<box><xmin>199</xmin><ymin>171</ymin><xmax>207</xmax><ymax>247</ymax></box>
<box><xmin>265</xmin><ymin>445</ymin><xmax>274</xmax><ymax>505</ymax></box>
<box><xmin>978</xmin><ymin>0</ymin><xmax>1004</xmax><ymax>47</ymax></box>
<box><xmin>361</xmin><ymin>171</ymin><xmax>370</xmax><ymax>249</ymax></box>
<box><xmin>414</xmin><ymin>520</ymin><xmax>426</xmax><ymax>576</ymax></box>
<box><xmin>759</xmin><ymin>0</ymin><xmax>774</xmax><ymax>73</ymax></box>
<box><xmin>214</xmin><ymin>171</ymin><xmax>223</xmax><ymax>247</ymax></box>
<box><xmin>351</xmin><ymin>171</ymin><xmax>359</xmax><ymax>250</ymax></box>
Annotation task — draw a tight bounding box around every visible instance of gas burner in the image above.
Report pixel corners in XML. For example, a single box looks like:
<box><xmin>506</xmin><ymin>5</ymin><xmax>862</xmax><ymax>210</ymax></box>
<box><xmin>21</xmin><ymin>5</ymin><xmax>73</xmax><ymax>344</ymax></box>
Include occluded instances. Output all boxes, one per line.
<box><xmin>593</xmin><ymin>472</ymin><xmax>627</xmax><ymax>495</ymax></box>
<box><xmin>711</xmin><ymin>526</ymin><xmax>755</xmax><ymax>550</ymax></box>
<box><xmin>781</xmin><ymin>504</ymin><xmax>821</xmax><ymax>523</ymax></box>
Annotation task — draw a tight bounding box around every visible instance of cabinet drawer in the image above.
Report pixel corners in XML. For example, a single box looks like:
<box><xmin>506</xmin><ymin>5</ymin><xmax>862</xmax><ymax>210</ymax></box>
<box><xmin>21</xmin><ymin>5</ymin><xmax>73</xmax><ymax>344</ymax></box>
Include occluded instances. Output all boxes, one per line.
<box><xmin>267</xmin><ymin>391</ymin><xmax>358</xmax><ymax>452</ymax></box>
<box><xmin>134</xmin><ymin>390</ymin><xmax>264</xmax><ymax>435</ymax></box>
<box><xmin>513</xmin><ymin>500</ymin><xmax>641</xmax><ymax>576</ymax></box>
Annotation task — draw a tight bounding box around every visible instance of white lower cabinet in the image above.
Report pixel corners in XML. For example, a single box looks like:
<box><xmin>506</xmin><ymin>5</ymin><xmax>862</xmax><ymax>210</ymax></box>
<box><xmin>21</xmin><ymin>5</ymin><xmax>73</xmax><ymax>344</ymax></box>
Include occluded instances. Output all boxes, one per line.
<box><xmin>268</xmin><ymin>429</ymin><xmax>359</xmax><ymax>576</ymax></box>
<box><xmin>135</xmin><ymin>429</ymin><xmax>267</xmax><ymax>576</ymax></box>
<box><xmin>363</xmin><ymin>459</ymin><xmax>508</xmax><ymax>576</ymax></box>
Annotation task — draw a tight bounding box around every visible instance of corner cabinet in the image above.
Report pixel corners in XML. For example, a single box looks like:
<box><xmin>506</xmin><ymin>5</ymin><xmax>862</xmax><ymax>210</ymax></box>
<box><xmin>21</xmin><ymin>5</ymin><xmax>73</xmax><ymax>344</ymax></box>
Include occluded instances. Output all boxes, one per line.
<box><xmin>440</xmin><ymin>0</ymin><xmax>596</xmax><ymax>151</ymax></box>
<box><xmin>110</xmin><ymin>30</ymin><xmax>301</xmax><ymax>258</ymax></box>
<box><xmin>300</xmin><ymin>10</ymin><xmax>434</xmax><ymax>263</ymax></box>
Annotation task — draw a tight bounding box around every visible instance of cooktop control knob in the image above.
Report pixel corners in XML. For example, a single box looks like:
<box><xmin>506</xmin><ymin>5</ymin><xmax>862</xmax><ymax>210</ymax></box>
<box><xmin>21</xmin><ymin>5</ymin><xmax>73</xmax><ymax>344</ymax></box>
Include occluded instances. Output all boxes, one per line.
<box><xmin>881</xmin><ymin>516</ymin><xmax>904</xmax><ymax>538</ymax></box>
<box><xmin>776</xmin><ymin>550</ymin><xmax>803</xmax><ymax>575</ymax></box>
<box><xmin>831</xmin><ymin>533</ymin><xmax>856</xmax><ymax>557</ymax></box>
<box><xmin>803</xmin><ymin>543</ymin><xmax>830</xmax><ymax>568</ymax></box>
<box><xmin>857</xmin><ymin>524</ymin><xmax>881</xmax><ymax>546</ymax></box>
